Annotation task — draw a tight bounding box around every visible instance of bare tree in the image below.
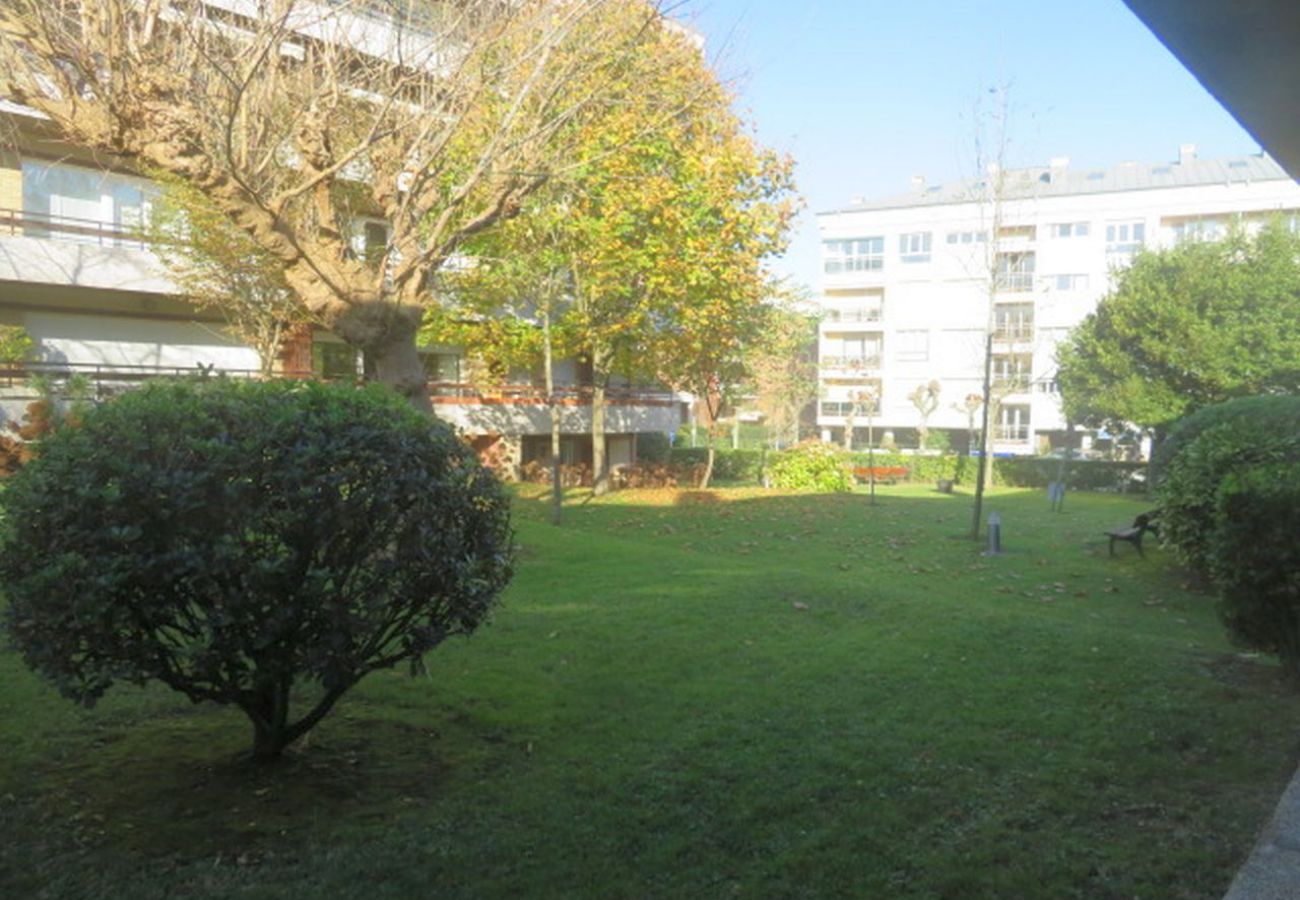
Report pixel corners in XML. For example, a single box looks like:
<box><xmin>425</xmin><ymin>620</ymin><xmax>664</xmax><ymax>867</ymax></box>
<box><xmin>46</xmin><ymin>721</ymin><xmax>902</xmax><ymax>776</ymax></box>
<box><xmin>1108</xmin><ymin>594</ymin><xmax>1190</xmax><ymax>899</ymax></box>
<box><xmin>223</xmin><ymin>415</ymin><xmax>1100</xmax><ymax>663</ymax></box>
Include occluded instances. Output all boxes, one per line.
<box><xmin>1</xmin><ymin>0</ymin><xmax>663</xmax><ymax>409</ymax></box>
<box><xmin>907</xmin><ymin>379</ymin><xmax>942</xmax><ymax>450</ymax></box>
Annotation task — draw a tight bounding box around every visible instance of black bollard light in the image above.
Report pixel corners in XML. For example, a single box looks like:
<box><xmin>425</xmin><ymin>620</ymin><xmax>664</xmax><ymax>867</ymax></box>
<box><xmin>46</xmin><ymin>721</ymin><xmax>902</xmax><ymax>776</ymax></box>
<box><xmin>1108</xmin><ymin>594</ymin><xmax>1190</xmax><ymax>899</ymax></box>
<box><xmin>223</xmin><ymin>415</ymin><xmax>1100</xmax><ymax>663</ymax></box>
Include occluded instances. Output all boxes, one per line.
<box><xmin>986</xmin><ymin>511</ymin><xmax>1002</xmax><ymax>555</ymax></box>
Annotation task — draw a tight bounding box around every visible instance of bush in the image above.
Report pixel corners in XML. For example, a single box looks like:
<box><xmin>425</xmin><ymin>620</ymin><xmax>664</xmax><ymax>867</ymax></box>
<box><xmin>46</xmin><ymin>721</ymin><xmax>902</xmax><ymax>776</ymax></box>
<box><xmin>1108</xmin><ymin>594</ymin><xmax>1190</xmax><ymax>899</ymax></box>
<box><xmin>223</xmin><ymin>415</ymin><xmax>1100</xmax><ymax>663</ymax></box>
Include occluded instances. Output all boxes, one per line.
<box><xmin>668</xmin><ymin>447</ymin><xmax>765</xmax><ymax>484</ymax></box>
<box><xmin>1157</xmin><ymin>401</ymin><xmax>1300</xmax><ymax>576</ymax></box>
<box><xmin>768</xmin><ymin>440</ymin><xmax>851</xmax><ymax>492</ymax></box>
<box><xmin>0</xmin><ymin>378</ymin><xmax>514</xmax><ymax>761</ymax></box>
<box><xmin>1151</xmin><ymin>395</ymin><xmax>1300</xmax><ymax>487</ymax></box>
<box><xmin>1210</xmin><ymin>464</ymin><xmax>1300</xmax><ymax>682</ymax></box>
<box><xmin>635</xmin><ymin>431</ymin><xmax>672</xmax><ymax>464</ymax></box>
<box><xmin>994</xmin><ymin>457</ymin><xmax>1146</xmax><ymax>492</ymax></box>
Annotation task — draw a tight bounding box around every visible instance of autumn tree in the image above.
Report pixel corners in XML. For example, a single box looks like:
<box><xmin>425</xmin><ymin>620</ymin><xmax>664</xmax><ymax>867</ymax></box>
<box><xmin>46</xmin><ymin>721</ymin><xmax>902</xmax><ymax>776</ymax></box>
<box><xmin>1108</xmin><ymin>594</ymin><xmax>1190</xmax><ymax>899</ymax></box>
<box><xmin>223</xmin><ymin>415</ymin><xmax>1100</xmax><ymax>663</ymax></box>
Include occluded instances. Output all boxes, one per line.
<box><xmin>1</xmin><ymin>0</ymin><xmax>663</xmax><ymax>410</ymax></box>
<box><xmin>146</xmin><ymin>175</ymin><xmax>311</xmax><ymax>375</ymax></box>
<box><xmin>1057</xmin><ymin>219</ymin><xmax>1300</xmax><ymax>438</ymax></box>
<box><xmin>744</xmin><ymin>300</ymin><xmax>818</xmax><ymax>449</ymax></box>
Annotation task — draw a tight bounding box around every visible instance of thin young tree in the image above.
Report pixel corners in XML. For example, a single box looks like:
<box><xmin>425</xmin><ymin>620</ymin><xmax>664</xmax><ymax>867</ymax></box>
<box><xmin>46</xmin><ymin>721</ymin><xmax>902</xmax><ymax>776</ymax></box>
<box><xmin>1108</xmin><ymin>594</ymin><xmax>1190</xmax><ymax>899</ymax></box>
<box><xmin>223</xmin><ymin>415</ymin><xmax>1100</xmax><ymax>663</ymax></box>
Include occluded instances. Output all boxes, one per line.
<box><xmin>1</xmin><ymin>0</ymin><xmax>665</xmax><ymax>410</ymax></box>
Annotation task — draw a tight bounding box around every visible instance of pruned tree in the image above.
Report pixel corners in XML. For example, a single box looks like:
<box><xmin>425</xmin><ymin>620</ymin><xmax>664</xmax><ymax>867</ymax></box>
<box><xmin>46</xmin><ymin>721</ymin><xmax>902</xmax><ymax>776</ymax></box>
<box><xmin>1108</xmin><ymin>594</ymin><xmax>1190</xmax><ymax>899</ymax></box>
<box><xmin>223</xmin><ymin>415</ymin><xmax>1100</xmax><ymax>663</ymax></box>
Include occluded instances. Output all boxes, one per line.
<box><xmin>908</xmin><ymin>379</ymin><xmax>942</xmax><ymax>450</ymax></box>
<box><xmin>1</xmin><ymin>0</ymin><xmax>665</xmax><ymax>409</ymax></box>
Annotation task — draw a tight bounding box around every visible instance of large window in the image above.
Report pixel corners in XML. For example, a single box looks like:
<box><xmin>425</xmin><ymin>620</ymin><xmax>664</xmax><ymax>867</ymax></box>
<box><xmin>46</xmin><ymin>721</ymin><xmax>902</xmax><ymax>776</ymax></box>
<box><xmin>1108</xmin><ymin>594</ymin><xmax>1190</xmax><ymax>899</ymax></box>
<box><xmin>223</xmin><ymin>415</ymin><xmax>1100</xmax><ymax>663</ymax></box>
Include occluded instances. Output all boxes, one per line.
<box><xmin>21</xmin><ymin>160</ymin><xmax>153</xmax><ymax>244</ymax></box>
<box><xmin>992</xmin><ymin>353</ymin><xmax>1033</xmax><ymax>391</ymax></box>
<box><xmin>1171</xmin><ymin>218</ymin><xmax>1223</xmax><ymax>244</ymax></box>
<box><xmin>1048</xmin><ymin>221</ymin><xmax>1090</xmax><ymax>239</ymax></box>
<box><xmin>898</xmin><ymin>231</ymin><xmax>932</xmax><ymax>263</ymax></box>
<box><xmin>945</xmin><ymin>230</ymin><xmax>987</xmax><ymax>245</ymax></box>
<box><xmin>895</xmin><ymin>329</ymin><xmax>929</xmax><ymax>361</ymax></box>
<box><xmin>823</xmin><ymin>237</ymin><xmax>884</xmax><ymax>274</ymax></box>
<box><xmin>1051</xmin><ymin>274</ymin><xmax>1089</xmax><ymax>291</ymax></box>
<box><xmin>993</xmin><ymin>304</ymin><xmax>1034</xmax><ymax>340</ymax></box>
<box><xmin>996</xmin><ymin>404</ymin><xmax>1031</xmax><ymax>442</ymax></box>
<box><xmin>1105</xmin><ymin>221</ymin><xmax>1145</xmax><ymax>255</ymax></box>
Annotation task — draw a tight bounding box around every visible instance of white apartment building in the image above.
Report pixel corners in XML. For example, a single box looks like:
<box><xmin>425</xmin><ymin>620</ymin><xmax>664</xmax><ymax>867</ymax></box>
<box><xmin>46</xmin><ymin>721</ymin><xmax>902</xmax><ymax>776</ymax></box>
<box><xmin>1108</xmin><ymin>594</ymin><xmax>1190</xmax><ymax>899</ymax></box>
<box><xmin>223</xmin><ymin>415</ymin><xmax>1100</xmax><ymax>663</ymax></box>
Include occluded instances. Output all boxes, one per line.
<box><xmin>815</xmin><ymin>146</ymin><xmax>1300</xmax><ymax>455</ymax></box>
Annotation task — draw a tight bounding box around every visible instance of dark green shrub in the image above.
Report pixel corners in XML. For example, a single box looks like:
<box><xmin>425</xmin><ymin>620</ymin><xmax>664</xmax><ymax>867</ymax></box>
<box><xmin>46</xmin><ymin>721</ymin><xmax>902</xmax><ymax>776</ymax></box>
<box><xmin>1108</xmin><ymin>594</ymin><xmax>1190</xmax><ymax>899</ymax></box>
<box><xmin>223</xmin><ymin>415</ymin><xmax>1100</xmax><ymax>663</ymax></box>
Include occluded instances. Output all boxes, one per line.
<box><xmin>994</xmin><ymin>457</ymin><xmax>1146</xmax><ymax>492</ymax></box>
<box><xmin>769</xmin><ymin>440</ymin><xmax>851</xmax><ymax>492</ymax></box>
<box><xmin>1210</xmin><ymin>464</ymin><xmax>1300</xmax><ymax>682</ymax></box>
<box><xmin>1157</xmin><ymin>418</ymin><xmax>1300</xmax><ymax>577</ymax></box>
<box><xmin>635</xmin><ymin>431</ymin><xmax>672</xmax><ymax>464</ymax></box>
<box><xmin>0</xmin><ymin>378</ymin><xmax>514</xmax><ymax>761</ymax></box>
<box><xmin>1151</xmin><ymin>395</ymin><xmax>1300</xmax><ymax>486</ymax></box>
<box><xmin>669</xmin><ymin>447</ymin><xmax>765</xmax><ymax>484</ymax></box>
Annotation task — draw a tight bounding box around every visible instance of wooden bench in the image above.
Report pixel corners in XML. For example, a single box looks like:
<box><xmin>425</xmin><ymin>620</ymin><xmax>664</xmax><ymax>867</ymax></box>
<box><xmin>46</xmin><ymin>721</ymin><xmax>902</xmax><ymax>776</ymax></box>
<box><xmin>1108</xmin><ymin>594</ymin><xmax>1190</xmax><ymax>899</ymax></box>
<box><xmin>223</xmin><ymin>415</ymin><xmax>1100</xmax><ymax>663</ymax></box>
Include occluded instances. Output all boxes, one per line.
<box><xmin>852</xmin><ymin>465</ymin><xmax>910</xmax><ymax>485</ymax></box>
<box><xmin>1106</xmin><ymin>510</ymin><xmax>1161</xmax><ymax>557</ymax></box>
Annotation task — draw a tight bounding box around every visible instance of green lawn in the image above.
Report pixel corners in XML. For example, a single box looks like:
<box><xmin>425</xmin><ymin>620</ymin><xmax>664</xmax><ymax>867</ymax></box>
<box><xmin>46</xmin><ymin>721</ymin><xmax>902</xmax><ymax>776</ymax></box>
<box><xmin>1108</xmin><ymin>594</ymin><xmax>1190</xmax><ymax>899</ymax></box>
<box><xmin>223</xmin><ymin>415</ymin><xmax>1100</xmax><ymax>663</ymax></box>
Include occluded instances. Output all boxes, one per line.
<box><xmin>2</xmin><ymin>484</ymin><xmax>1298</xmax><ymax>898</ymax></box>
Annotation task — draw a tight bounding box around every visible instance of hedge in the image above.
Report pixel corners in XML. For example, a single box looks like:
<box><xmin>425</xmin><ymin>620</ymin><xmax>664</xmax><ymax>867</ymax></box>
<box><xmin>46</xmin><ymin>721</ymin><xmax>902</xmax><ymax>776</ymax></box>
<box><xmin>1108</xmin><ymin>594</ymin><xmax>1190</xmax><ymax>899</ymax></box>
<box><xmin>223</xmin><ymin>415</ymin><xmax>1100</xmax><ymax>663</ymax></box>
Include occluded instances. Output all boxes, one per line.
<box><xmin>1152</xmin><ymin>395</ymin><xmax>1300</xmax><ymax>487</ymax></box>
<box><xmin>668</xmin><ymin>447</ymin><xmax>765</xmax><ymax>484</ymax></box>
<box><xmin>1210</xmin><ymin>464</ymin><xmax>1300</xmax><ymax>682</ymax></box>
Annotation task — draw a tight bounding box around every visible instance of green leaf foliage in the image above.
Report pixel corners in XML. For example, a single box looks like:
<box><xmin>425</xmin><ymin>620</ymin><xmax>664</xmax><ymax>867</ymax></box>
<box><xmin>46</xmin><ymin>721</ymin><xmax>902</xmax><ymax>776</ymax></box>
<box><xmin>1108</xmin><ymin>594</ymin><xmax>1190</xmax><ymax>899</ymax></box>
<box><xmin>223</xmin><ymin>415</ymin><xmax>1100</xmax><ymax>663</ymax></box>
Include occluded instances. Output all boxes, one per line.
<box><xmin>768</xmin><ymin>441</ymin><xmax>852</xmax><ymax>493</ymax></box>
<box><xmin>1057</xmin><ymin>221</ymin><xmax>1300</xmax><ymax>431</ymax></box>
<box><xmin>1151</xmin><ymin>394</ymin><xmax>1300</xmax><ymax>486</ymax></box>
<box><xmin>1210</xmin><ymin>464</ymin><xmax>1300</xmax><ymax>682</ymax></box>
<box><xmin>0</xmin><ymin>378</ymin><xmax>514</xmax><ymax>759</ymax></box>
<box><xmin>1155</xmin><ymin>396</ymin><xmax>1300</xmax><ymax>577</ymax></box>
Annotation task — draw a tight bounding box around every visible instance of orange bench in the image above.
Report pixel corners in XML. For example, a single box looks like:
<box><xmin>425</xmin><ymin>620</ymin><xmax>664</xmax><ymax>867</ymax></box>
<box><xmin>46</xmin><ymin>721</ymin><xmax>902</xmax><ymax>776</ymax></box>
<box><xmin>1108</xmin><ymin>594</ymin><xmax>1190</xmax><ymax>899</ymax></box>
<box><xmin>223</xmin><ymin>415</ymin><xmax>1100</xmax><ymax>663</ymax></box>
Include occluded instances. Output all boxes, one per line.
<box><xmin>852</xmin><ymin>466</ymin><xmax>910</xmax><ymax>485</ymax></box>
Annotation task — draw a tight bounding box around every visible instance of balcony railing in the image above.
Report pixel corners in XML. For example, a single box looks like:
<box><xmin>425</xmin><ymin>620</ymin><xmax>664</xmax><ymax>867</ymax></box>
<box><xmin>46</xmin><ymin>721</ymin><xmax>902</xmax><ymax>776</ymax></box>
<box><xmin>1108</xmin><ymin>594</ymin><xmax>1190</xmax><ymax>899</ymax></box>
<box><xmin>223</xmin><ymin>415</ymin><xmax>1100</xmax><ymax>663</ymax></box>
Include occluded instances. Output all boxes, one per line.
<box><xmin>0</xmin><ymin>208</ymin><xmax>152</xmax><ymax>250</ymax></box>
<box><xmin>994</xmin><ymin>273</ymin><xmax>1034</xmax><ymax>293</ymax></box>
<box><xmin>820</xmin><ymin>355</ymin><xmax>882</xmax><ymax>370</ymax></box>
<box><xmin>823</xmin><ymin>307</ymin><xmax>883</xmax><ymax>324</ymax></box>
<box><xmin>992</xmin><ymin>374</ymin><xmax>1032</xmax><ymax>392</ymax></box>
<box><xmin>992</xmin><ymin>325</ymin><xmax>1035</xmax><ymax>341</ymax></box>
<box><xmin>994</xmin><ymin>424</ymin><xmax>1030</xmax><ymax>442</ymax></box>
<box><xmin>0</xmin><ymin>362</ymin><xmax>677</xmax><ymax>407</ymax></box>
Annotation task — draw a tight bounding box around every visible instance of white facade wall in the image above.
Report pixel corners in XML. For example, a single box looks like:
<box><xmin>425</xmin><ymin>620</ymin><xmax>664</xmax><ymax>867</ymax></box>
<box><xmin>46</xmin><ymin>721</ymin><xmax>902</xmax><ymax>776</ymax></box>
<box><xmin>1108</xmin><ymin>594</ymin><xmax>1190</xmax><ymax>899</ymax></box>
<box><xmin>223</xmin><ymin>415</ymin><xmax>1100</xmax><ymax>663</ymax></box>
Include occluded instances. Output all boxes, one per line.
<box><xmin>815</xmin><ymin>160</ymin><xmax>1300</xmax><ymax>453</ymax></box>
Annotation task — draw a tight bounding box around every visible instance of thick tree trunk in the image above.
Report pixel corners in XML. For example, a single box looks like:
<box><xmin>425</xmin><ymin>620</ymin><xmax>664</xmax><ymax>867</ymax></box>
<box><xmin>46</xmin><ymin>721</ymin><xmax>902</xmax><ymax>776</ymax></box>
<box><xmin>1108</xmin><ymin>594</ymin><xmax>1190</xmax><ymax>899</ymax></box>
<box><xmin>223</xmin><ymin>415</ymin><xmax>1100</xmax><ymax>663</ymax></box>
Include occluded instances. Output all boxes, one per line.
<box><xmin>700</xmin><ymin>444</ymin><xmax>715</xmax><ymax>489</ymax></box>
<box><xmin>331</xmin><ymin>304</ymin><xmax>431</xmax><ymax>414</ymax></box>
<box><xmin>590</xmin><ymin>342</ymin><xmax>611</xmax><ymax>496</ymax></box>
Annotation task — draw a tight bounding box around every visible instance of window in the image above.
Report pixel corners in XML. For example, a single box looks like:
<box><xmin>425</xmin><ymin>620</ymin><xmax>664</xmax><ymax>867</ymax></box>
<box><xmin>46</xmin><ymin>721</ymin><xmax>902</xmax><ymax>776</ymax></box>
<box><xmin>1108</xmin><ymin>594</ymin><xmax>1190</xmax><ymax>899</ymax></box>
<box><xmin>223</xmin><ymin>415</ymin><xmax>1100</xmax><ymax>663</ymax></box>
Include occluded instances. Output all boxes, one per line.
<box><xmin>946</xmin><ymin>230</ymin><xmax>987</xmax><ymax>244</ymax></box>
<box><xmin>899</xmin><ymin>231</ymin><xmax>932</xmax><ymax>263</ymax></box>
<box><xmin>823</xmin><ymin>237</ymin><xmax>884</xmax><ymax>274</ymax></box>
<box><xmin>21</xmin><ymin>160</ymin><xmax>154</xmax><ymax>245</ymax></box>
<box><xmin>895</xmin><ymin>329</ymin><xmax>929</xmax><ymax>361</ymax></box>
<box><xmin>1048</xmin><ymin>222</ymin><xmax>1090</xmax><ymax>239</ymax></box>
<box><xmin>1052</xmin><ymin>274</ymin><xmax>1089</xmax><ymax>291</ymax></box>
<box><xmin>1171</xmin><ymin>219</ymin><xmax>1223</xmax><ymax>244</ymax></box>
<box><xmin>314</xmin><ymin>342</ymin><xmax>359</xmax><ymax>381</ymax></box>
<box><xmin>824</xmin><ymin>335</ymin><xmax>881</xmax><ymax>367</ymax></box>
<box><xmin>996</xmin><ymin>405</ymin><xmax>1031</xmax><ymax>442</ymax></box>
<box><xmin>1105</xmin><ymin>221</ymin><xmax>1145</xmax><ymax>255</ymax></box>
<box><xmin>993</xmin><ymin>304</ymin><xmax>1034</xmax><ymax>340</ymax></box>
<box><xmin>995</xmin><ymin>252</ymin><xmax>1035</xmax><ymax>292</ymax></box>
<box><xmin>992</xmin><ymin>354</ymin><xmax>1033</xmax><ymax>391</ymax></box>
<box><xmin>422</xmin><ymin>353</ymin><xmax>460</xmax><ymax>384</ymax></box>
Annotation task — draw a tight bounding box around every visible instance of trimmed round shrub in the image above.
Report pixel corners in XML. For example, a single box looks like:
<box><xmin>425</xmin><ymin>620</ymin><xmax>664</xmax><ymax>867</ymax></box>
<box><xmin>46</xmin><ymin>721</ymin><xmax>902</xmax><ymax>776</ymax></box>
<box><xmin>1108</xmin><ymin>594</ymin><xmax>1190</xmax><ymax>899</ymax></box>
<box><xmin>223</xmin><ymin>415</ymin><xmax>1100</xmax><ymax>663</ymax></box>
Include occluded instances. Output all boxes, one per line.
<box><xmin>1210</xmin><ymin>464</ymin><xmax>1300</xmax><ymax>682</ymax></box>
<box><xmin>1151</xmin><ymin>395</ymin><xmax>1300</xmax><ymax>486</ymax></box>
<box><xmin>0</xmin><ymin>378</ymin><xmax>513</xmax><ymax>761</ymax></box>
<box><xmin>768</xmin><ymin>440</ymin><xmax>851</xmax><ymax>492</ymax></box>
<box><xmin>1156</xmin><ymin>397</ymin><xmax>1300</xmax><ymax>576</ymax></box>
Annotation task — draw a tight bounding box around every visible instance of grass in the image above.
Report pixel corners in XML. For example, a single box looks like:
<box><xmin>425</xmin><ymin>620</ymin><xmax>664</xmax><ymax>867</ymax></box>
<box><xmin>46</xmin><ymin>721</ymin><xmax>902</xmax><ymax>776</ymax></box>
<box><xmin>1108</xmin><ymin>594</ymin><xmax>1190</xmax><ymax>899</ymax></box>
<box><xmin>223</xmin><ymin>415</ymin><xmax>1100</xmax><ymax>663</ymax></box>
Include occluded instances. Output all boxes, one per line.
<box><xmin>2</xmin><ymin>483</ymin><xmax>1298</xmax><ymax>898</ymax></box>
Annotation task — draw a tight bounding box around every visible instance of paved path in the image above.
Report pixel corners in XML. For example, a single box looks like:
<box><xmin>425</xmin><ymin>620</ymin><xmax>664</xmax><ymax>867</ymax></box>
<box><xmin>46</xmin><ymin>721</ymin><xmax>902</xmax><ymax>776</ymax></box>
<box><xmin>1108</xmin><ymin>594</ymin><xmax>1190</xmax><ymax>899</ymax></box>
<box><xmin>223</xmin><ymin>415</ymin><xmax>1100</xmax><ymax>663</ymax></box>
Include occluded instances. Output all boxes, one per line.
<box><xmin>1224</xmin><ymin>765</ymin><xmax>1300</xmax><ymax>899</ymax></box>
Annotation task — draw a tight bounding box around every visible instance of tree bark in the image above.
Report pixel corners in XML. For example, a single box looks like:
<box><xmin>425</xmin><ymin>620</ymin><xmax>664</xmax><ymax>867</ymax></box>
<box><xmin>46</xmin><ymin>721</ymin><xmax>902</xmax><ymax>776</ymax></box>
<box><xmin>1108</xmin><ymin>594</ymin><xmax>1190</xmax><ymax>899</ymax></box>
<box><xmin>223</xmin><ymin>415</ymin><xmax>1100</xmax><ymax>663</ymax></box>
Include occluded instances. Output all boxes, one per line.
<box><xmin>701</xmin><ymin>443</ymin><xmax>715</xmax><ymax>489</ymax></box>
<box><xmin>331</xmin><ymin>304</ymin><xmax>431</xmax><ymax>414</ymax></box>
<box><xmin>971</xmin><ymin>332</ymin><xmax>995</xmax><ymax>541</ymax></box>
<box><xmin>590</xmin><ymin>341</ymin><xmax>611</xmax><ymax>496</ymax></box>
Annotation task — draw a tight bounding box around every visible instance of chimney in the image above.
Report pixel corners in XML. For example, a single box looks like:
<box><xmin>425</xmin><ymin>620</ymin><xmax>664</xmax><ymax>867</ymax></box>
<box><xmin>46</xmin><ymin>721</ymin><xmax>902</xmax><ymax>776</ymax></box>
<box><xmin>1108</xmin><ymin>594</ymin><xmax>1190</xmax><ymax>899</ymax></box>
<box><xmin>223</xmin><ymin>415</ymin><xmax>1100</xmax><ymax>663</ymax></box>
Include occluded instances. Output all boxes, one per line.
<box><xmin>1178</xmin><ymin>143</ymin><xmax>1197</xmax><ymax>165</ymax></box>
<box><xmin>910</xmin><ymin>175</ymin><xmax>925</xmax><ymax>191</ymax></box>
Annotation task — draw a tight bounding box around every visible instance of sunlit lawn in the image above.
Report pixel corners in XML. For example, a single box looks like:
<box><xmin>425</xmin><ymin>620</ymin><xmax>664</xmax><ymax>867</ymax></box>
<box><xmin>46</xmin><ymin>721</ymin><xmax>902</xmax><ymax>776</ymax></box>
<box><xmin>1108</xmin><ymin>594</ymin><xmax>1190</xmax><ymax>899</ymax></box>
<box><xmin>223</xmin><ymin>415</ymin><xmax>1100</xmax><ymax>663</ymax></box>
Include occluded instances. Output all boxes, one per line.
<box><xmin>2</xmin><ymin>483</ymin><xmax>1297</xmax><ymax>898</ymax></box>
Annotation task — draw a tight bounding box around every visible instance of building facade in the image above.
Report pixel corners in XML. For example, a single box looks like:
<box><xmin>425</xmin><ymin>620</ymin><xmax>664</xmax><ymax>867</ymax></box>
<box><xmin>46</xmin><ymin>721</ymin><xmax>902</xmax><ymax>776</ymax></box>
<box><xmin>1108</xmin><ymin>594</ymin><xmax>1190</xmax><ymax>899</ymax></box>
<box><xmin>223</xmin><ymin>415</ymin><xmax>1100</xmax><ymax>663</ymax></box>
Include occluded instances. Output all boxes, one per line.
<box><xmin>814</xmin><ymin>147</ymin><xmax>1300</xmax><ymax>455</ymax></box>
<box><xmin>0</xmin><ymin>119</ymin><xmax>682</xmax><ymax>477</ymax></box>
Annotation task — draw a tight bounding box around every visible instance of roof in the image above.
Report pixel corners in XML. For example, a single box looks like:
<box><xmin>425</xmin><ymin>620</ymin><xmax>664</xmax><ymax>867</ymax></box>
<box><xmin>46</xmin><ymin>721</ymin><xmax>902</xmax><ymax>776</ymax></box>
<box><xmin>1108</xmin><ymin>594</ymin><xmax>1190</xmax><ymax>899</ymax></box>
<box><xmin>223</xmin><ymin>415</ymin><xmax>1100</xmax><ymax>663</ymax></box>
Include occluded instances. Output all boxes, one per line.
<box><xmin>818</xmin><ymin>152</ymin><xmax>1293</xmax><ymax>217</ymax></box>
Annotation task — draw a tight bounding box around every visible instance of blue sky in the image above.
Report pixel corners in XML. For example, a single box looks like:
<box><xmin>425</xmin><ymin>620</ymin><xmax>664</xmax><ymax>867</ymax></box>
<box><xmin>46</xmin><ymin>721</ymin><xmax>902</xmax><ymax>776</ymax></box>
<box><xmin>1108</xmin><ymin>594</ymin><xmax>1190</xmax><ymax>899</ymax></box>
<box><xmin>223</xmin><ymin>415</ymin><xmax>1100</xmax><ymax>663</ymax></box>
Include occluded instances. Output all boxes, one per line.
<box><xmin>677</xmin><ymin>0</ymin><xmax>1262</xmax><ymax>293</ymax></box>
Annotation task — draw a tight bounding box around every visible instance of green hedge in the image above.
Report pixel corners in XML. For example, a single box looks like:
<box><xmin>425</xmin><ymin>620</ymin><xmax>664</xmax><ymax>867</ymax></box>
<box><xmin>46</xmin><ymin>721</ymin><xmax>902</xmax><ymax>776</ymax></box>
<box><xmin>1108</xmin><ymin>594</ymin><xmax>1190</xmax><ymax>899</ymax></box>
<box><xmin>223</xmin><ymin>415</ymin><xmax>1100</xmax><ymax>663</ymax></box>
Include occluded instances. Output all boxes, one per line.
<box><xmin>994</xmin><ymin>458</ymin><xmax>1146</xmax><ymax>491</ymax></box>
<box><xmin>1210</xmin><ymin>464</ymin><xmax>1300</xmax><ymax>682</ymax></box>
<box><xmin>668</xmin><ymin>447</ymin><xmax>766</xmax><ymax>484</ymax></box>
<box><xmin>1152</xmin><ymin>395</ymin><xmax>1300</xmax><ymax>487</ymax></box>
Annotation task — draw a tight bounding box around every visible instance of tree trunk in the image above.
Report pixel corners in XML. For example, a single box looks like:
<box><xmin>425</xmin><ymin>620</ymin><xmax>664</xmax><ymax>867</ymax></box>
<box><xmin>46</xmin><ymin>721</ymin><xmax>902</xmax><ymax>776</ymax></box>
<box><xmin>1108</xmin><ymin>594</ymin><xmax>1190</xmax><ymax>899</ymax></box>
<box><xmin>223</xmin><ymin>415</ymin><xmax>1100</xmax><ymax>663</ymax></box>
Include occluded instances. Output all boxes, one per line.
<box><xmin>331</xmin><ymin>304</ymin><xmax>431</xmax><ymax>414</ymax></box>
<box><xmin>971</xmin><ymin>332</ymin><xmax>995</xmax><ymax>540</ymax></box>
<box><xmin>543</xmin><ymin>307</ymin><xmax>562</xmax><ymax>525</ymax></box>
<box><xmin>590</xmin><ymin>341</ymin><xmax>611</xmax><ymax>496</ymax></box>
<box><xmin>700</xmin><ymin>444</ymin><xmax>715</xmax><ymax>488</ymax></box>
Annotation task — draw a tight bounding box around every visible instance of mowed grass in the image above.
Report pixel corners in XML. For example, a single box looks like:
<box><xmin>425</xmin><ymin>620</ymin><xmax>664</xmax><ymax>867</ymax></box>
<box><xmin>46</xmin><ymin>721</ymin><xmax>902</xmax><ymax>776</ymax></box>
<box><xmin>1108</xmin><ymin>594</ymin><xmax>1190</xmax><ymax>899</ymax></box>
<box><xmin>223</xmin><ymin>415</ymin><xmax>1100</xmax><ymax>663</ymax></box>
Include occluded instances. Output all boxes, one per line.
<box><xmin>2</xmin><ymin>483</ymin><xmax>1298</xmax><ymax>899</ymax></box>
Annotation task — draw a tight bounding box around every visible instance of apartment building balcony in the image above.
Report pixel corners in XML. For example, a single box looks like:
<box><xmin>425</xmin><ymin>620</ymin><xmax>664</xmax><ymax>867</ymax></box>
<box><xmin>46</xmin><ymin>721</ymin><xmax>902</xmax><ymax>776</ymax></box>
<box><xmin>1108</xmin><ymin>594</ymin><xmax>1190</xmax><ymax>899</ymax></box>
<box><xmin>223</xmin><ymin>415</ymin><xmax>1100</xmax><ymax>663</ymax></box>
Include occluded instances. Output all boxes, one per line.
<box><xmin>992</xmin><ymin>325</ymin><xmax>1035</xmax><ymax>343</ymax></box>
<box><xmin>0</xmin><ymin>207</ymin><xmax>173</xmax><ymax>294</ymax></box>
<box><xmin>0</xmin><ymin>361</ymin><xmax>682</xmax><ymax>436</ymax></box>
<box><xmin>992</xmin><ymin>374</ymin><xmax>1032</xmax><ymax>394</ymax></box>
<box><xmin>993</xmin><ymin>424</ymin><xmax>1030</xmax><ymax>443</ymax></box>
<box><xmin>992</xmin><ymin>272</ymin><xmax>1034</xmax><ymax>293</ymax></box>
<box><xmin>820</xmin><ymin>354</ymin><xmax>882</xmax><ymax>372</ymax></box>
<box><xmin>821</xmin><ymin>306</ymin><xmax>883</xmax><ymax>326</ymax></box>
